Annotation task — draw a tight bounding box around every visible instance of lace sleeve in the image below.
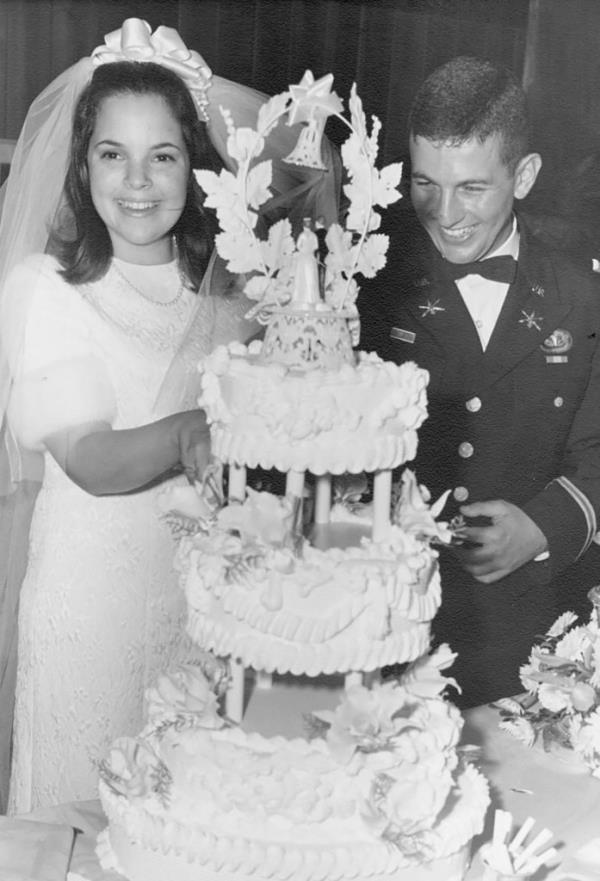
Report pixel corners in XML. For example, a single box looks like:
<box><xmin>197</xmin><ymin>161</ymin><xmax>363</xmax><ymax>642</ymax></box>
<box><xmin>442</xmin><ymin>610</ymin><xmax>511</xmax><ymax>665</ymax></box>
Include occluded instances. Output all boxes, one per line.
<box><xmin>3</xmin><ymin>256</ymin><xmax>117</xmax><ymax>451</ymax></box>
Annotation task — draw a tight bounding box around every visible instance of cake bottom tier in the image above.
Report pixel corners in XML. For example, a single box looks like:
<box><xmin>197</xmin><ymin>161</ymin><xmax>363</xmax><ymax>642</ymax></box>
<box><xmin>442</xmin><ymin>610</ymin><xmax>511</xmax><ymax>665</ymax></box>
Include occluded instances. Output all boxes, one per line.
<box><xmin>97</xmin><ymin>667</ymin><xmax>489</xmax><ymax>881</ymax></box>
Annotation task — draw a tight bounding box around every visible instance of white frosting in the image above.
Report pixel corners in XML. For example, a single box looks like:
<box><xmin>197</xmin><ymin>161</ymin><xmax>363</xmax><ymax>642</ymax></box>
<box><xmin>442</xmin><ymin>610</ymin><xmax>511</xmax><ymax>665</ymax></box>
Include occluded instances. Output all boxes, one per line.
<box><xmin>198</xmin><ymin>344</ymin><xmax>429</xmax><ymax>475</ymax></box>
<box><xmin>177</xmin><ymin>519</ymin><xmax>441</xmax><ymax>675</ymax></box>
<box><xmin>98</xmin><ymin>683</ymin><xmax>489</xmax><ymax>881</ymax></box>
<box><xmin>97</xmin><ymin>332</ymin><xmax>491</xmax><ymax>881</ymax></box>
<box><xmin>100</xmin><ymin>772</ymin><xmax>486</xmax><ymax>881</ymax></box>
<box><xmin>99</xmin><ymin>824</ymin><xmax>473</xmax><ymax>881</ymax></box>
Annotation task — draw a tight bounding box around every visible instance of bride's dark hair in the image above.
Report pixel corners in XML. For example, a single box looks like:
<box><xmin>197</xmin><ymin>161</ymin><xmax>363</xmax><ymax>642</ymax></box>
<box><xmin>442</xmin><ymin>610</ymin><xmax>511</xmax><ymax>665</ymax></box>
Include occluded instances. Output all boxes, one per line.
<box><xmin>49</xmin><ymin>60</ymin><xmax>221</xmax><ymax>291</ymax></box>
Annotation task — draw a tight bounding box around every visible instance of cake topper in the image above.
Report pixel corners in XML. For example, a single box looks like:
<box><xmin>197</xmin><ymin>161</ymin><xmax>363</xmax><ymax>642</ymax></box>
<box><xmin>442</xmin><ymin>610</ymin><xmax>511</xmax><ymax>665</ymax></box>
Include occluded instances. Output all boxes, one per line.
<box><xmin>195</xmin><ymin>70</ymin><xmax>403</xmax><ymax>324</ymax></box>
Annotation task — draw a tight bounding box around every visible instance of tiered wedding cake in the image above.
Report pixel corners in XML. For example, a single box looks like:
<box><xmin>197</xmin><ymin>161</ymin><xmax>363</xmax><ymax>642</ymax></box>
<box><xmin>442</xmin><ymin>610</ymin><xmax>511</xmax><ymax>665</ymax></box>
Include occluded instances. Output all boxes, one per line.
<box><xmin>97</xmin><ymin>72</ymin><xmax>489</xmax><ymax>881</ymax></box>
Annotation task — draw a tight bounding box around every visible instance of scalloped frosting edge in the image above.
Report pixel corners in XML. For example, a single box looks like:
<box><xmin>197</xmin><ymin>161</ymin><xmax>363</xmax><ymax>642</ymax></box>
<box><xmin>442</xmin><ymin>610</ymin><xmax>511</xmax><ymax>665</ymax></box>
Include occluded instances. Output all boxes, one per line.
<box><xmin>99</xmin><ymin>765</ymin><xmax>488</xmax><ymax>881</ymax></box>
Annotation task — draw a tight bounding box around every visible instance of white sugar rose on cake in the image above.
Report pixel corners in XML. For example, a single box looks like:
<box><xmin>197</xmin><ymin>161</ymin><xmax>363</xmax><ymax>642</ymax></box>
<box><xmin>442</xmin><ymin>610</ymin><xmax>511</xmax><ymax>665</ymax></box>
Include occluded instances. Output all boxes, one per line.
<box><xmin>97</xmin><ymin>69</ymin><xmax>490</xmax><ymax>881</ymax></box>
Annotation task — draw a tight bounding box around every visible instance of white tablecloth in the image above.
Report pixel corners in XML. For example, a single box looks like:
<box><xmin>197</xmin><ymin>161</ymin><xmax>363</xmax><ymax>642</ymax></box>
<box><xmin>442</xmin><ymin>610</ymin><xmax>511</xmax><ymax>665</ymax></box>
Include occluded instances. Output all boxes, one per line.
<box><xmin>8</xmin><ymin>704</ymin><xmax>600</xmax><ymax>881</ymax></box>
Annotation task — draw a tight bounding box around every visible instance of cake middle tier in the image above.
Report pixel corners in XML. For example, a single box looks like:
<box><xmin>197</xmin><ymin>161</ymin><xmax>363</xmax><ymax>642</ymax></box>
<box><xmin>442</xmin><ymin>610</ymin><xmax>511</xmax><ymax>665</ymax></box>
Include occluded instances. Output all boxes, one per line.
<box><xmin>176</xmin><ymin>512</ymin><xmax>441</xmax><ymax>676</ymax></box>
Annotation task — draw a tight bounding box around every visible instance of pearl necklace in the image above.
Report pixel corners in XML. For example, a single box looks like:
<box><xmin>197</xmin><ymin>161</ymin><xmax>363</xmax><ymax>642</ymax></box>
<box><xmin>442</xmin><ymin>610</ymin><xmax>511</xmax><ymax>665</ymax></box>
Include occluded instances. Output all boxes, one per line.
<box><xmin>112</xmin><ymin>260</ymin><xmax>185</xmax><ymax>307</ymax></box>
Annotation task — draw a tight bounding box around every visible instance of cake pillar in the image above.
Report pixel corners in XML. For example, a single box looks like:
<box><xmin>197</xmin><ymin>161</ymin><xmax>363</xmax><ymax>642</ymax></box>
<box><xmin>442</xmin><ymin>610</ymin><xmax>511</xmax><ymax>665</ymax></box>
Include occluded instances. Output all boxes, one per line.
<box><xmin>228</xmin><ymin>464</ymin><xmax>247</xmax><ymax>502</ymax></box>
<box><xmin>226</xmin><ymin>657</ymin><xmax>245</xmax><ymax>723</ymax></box>
<box><xmin>255</xmin><ymin>670</ymin><xmax>273</xmax><ymax>690</ymax></box>
<box><xmin>314</xmin><ymin>475</ymin><xmax>331</xmax><ymax>524</ymax></box>
<box><xmin>286</xmin><ymin>469</ymin><xmax>305</xmax><ymax>499</ymax></box>
<box><xmin>372</xmin><ymin>469</ymin><xmax>392</xmax><ymax>542</ymax></box>
<box><xmin>345</xmin><ymin>672</ymin><xmax>363</xmax><ymax>689</ymax></box>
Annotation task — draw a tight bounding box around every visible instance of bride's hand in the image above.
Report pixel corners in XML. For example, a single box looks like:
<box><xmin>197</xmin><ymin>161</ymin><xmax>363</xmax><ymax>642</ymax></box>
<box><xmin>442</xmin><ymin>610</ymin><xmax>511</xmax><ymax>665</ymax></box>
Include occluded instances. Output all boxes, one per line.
<box><xmin>175</xmin><ymin>410</ymin><xmax>212</xmax><ymax>483</ymax></box>
<box><xmin>43</xmin><ymin>410</ymin><xmax>213</xmax><ymax>495</ymax></box>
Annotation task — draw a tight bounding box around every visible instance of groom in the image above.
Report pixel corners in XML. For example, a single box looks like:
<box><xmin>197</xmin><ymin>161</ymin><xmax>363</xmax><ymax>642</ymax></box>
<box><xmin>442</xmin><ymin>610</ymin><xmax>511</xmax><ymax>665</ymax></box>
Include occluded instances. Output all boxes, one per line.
<box><xmin>359</xmin><ymin>56</ymin><xmax>600</xmax><ymax>708</ymax></box>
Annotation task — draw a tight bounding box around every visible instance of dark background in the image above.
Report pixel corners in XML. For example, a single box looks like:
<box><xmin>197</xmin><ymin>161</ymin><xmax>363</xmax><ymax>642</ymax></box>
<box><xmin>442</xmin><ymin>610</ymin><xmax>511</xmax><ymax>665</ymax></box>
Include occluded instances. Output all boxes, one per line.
<box><xmin>0</xmin><ymin>0</ymin><xmax>598</xmax><ymax>229</ymax></box>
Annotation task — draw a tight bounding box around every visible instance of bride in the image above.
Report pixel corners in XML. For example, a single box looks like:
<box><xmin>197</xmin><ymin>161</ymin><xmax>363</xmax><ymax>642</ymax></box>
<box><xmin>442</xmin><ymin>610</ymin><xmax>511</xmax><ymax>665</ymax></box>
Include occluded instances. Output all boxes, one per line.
<box><xmin>0</xmin><ymin>20</ymin><xmax>340</xmax><ymax>812</ymax></box>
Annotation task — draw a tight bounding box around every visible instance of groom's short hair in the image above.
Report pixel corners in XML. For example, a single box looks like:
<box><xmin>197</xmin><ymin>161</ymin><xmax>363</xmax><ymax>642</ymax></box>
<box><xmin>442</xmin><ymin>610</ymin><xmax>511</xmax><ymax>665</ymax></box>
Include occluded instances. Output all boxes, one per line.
<box><xmin>408</xmin><ymin>56</ymin><xmax>530</xmax><ymax>171</ymax></box>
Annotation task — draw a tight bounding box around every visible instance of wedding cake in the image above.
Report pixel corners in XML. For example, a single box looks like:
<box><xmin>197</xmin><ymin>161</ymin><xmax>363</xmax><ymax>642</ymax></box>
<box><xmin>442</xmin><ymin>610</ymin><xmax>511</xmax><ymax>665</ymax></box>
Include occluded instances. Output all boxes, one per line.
<box><xmin>96</xmin><ymin>71</ymin><xmax>489</xmax><ymax>881</ymax></box>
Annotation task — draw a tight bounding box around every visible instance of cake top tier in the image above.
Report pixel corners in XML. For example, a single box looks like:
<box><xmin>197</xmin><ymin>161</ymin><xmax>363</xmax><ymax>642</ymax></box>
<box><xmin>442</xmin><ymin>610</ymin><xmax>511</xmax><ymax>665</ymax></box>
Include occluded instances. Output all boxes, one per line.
<box><xmin>195</xmin><ymin>71</ymin><xmax>403</xmax><ymax>368</ymax></box>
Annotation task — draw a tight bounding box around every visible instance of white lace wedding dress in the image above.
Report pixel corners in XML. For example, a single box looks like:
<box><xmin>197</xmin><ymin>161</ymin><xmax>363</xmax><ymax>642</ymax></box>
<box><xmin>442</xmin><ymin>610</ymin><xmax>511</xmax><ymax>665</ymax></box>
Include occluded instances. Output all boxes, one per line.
<box><xmin>5</xmin><ymin>254</ymin><xmax>249</xmax><ymax>813</ymax></box>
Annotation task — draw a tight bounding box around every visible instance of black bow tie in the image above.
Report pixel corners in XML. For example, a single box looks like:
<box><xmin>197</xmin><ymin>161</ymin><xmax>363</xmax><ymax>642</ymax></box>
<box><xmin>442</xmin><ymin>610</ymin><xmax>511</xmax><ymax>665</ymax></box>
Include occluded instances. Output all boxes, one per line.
<box><xmin>444</xmin><ymin>255</ymin><xmax>517</xmax><ymax>285</ymax></box>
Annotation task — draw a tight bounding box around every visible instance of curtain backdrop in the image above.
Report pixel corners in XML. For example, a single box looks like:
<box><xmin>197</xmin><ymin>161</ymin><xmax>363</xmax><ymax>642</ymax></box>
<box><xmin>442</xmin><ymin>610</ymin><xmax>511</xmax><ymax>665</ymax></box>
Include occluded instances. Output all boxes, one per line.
<box><xmin>522</xmin><ymin>0</ymin><xmax>600</xmax><ymax>232</ymax></box>
<box><xmin>0</xmin><ymin>0</ymin><xmax>528</xmax><ymax>164</ymax></box>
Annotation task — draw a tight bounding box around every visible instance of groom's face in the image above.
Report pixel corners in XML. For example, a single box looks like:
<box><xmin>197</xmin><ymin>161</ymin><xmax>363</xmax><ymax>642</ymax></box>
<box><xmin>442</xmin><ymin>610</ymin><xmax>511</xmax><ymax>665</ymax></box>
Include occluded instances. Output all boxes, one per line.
<box><xmin>409</xmin><ymin>133</ymin><xmax>520</xmax><ymax>264</ymax></box>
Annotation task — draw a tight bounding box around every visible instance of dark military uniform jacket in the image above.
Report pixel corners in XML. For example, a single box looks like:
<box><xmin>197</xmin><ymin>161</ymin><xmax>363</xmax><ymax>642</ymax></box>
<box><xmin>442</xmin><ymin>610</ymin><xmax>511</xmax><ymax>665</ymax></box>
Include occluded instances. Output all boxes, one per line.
<box><xmin>359</xmin><ymin>209</ymin><xmax>600</xmax><ymax>707</ymax></box>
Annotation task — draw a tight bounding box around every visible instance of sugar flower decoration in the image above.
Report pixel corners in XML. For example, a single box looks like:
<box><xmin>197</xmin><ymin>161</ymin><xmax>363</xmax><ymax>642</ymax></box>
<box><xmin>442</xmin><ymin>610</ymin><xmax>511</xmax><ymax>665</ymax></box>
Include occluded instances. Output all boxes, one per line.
<box><xmin>217</xmin><ymin>488</ymin><xmax>294</xmax><ymax>548</ymax></box>
<box><xmin>392</xmin><ymin>469</ymin><xmax>452</xmax><ymax>544</ymax></box>
<box><xmin>313</xmin><ymin>680</ymin><xmax>418</xmax><ymax>765</ymax></box>
<box><xmin>309</xmin><ymin>657</ymin><xmax>476</xmax><ymax>857</ymax></box>
<box><xmin>99</xmin><ymin>737</ymin><xmax>171</xmax><ymax>804</ymax></box>
<box><xmin>401</xmin><ymin>643</ymin><xmax>461</xmax><ymax>699</ymax></box>
<box><xmin>158</xmin><ymin>460</ymin><xmax>224</xmax><ymax>535</ymax></box>
<box><xmin>145</xmin><ymin>662</ymin><xmax>224</xmax><ymax>729</ymax></box>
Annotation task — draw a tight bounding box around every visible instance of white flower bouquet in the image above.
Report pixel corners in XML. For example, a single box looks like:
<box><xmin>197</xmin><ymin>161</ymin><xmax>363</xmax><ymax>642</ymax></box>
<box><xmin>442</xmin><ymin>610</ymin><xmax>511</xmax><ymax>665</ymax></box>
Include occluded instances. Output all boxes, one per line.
<box><xmin>496</xmin><ymin>589</ymin><xmax>600</xmax><ymax>776</ymax></box>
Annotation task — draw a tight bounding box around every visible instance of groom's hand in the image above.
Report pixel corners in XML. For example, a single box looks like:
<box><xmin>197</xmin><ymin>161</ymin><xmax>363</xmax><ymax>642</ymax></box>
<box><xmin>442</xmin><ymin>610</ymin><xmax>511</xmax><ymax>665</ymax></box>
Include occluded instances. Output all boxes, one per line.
<box><xmin>453</xmin><ymin>499</ymin><xmax>548</xmax><ymax>584</ymax></box>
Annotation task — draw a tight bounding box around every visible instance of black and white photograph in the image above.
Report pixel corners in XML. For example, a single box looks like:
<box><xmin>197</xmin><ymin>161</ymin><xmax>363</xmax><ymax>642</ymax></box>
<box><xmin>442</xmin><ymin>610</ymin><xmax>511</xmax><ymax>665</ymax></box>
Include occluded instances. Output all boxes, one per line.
<box><xmin>0</xmin><ymin>1</ymin><xmax>599</xmax><ymax>879</ymax></box>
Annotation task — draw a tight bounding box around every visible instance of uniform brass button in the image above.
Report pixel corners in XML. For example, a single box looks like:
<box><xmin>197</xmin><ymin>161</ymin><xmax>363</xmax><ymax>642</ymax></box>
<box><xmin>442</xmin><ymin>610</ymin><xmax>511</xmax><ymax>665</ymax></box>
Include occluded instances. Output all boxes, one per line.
<box><xmin>453</xmin><ymin>486</ymin><xmax>469</xmax><ymax>502</ymax></box>
<box><xmin>466</xmin><ymin>396</ymin><xmax>482</xmax><ymax>413</ymax></box>
<box><xmin>554</xmin><ymin>396</ymin><xmax>564</xmax><ymax>407</ymax></box>
<box><xmin>458</xmin><ymin>441</ymin><xmax>474</xmax><ymax>458</ymax></box>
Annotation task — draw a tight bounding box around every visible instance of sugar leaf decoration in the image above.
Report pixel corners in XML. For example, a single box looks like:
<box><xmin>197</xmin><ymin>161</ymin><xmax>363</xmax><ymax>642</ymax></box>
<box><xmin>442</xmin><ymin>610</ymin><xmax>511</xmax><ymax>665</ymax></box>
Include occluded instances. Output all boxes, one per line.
<box><xmin>194</xmin><ymin>70</ymin><xmax>402</xmax><ymax>320</ymax></box>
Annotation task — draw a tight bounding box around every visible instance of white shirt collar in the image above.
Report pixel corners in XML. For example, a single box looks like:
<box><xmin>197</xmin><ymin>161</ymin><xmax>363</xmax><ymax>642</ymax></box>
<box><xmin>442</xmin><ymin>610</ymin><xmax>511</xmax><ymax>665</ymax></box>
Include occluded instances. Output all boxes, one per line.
<box><xmin>485</xmin><ymin>215</ymin><xmax>519</xmax><ymax>261</ymax></box>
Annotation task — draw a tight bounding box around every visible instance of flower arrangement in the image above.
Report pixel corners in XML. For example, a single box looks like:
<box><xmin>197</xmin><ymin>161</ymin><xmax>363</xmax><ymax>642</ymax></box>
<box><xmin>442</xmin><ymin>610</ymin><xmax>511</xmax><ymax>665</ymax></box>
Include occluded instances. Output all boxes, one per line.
<box><xmin>496</xmin><ymin>590</ymin><xmax>600</xmax><ymax>776</ymax></box>
<box><xmin>194</xmin><ymin>70</ymin><xmax>402</xmax><ymax>321</ymax></box>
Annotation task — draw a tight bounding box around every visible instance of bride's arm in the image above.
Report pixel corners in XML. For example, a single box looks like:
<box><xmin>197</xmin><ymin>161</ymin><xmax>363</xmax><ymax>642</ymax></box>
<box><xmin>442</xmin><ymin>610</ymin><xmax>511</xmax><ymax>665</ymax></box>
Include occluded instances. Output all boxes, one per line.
<box><xmin>44</xmin><ymin>409</ymin><xmax>209</xmax><ymax>496</ymax></box>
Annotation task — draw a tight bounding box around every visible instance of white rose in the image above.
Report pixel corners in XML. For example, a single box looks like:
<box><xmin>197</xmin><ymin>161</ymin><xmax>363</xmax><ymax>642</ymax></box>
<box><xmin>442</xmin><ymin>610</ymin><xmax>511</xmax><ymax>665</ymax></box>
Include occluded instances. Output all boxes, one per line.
<box><xmin>538</xmin><ymin>682</ymin><xmax>572</xmax><ymax>713</ymax></box>
<box><xmin>217</xmin><ymin>490</ymin><xmax>293</xmax><ymax>547</ymax></box>
<box><xmin>103</xmin><ymin>737</ymin><xmax>162</xmax><ymax>800</ymax></box>
<box><xmin>383</xmin><ymin>763</ymin><xmax>453</xmax><ymax>834</ymax></box>
<box><xmin>145</xmin><ymin>664</ymin><xmax>222</xmax><ymax>728</ymax></box>
<box><xmin>157</xmin><ymin>484</ymin><xmax>214</xmax><ymax>521</ymax></box>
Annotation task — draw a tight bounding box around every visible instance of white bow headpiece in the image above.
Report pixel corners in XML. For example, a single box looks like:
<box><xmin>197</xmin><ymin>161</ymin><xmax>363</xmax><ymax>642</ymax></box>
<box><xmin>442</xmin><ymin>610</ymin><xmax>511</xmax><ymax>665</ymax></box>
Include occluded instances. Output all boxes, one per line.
<box><xmin>92</xmin><ymin>18</ymin><xmax>213</xmax><ymax>119</ymax></box>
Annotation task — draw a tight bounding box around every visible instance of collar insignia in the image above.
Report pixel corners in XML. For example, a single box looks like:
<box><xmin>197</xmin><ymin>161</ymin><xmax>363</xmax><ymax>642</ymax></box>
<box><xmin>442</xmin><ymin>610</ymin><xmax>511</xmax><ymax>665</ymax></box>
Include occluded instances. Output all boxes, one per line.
<box><xmin>531</xmin><ymin>283</ymin><xmax>545</xmax><ymax>297</ymax></box>
<box><xmin>413</xmin><ymin>276</ymin><xmax>430</xmax><ymax>288</ymax></box>
<box><xmin>519</xmin><ymin>309</ymin><xmax>544</xmax><ymax>332</ymax></box>
<box><xmin>418</xmin><ymin>297</ymin><xmax>445</xmax><ymax>317</ymax></box>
